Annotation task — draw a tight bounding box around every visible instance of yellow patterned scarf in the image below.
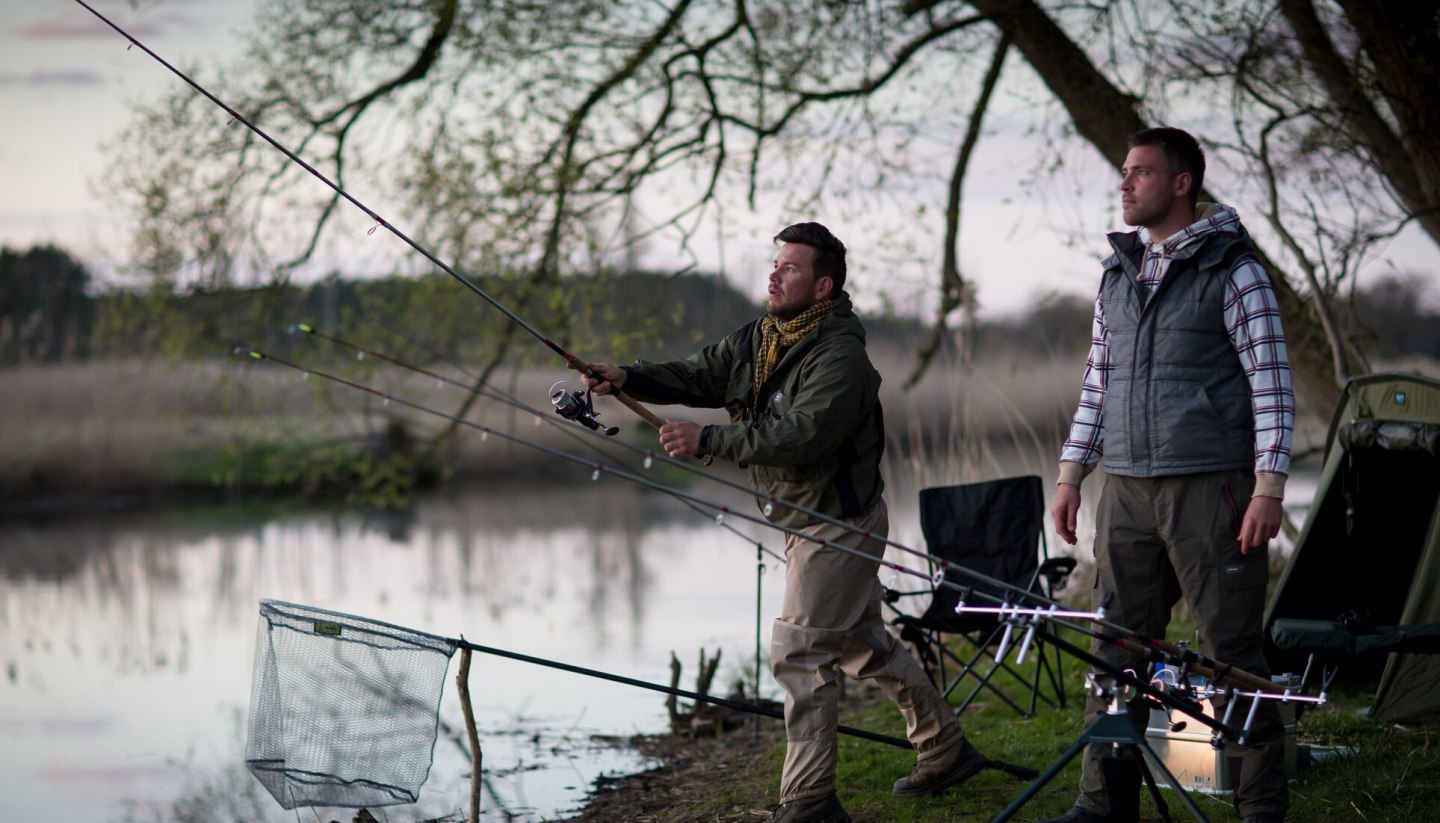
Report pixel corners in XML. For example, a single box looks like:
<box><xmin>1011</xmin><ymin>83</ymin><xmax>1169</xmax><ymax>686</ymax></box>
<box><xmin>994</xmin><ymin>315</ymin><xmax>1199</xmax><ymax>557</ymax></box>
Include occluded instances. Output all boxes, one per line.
<box><xmin>754</xmin><ymin>299</ymin><xmax>833</xmax><ymax>394</ymax></box>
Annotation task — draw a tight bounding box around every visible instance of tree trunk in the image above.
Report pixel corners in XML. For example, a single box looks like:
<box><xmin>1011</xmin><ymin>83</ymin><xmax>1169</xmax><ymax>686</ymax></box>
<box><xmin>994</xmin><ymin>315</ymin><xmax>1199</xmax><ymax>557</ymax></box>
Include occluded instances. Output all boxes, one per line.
<box><xmin>1281</xmin><ymin>0</ymin><xmax>1440</xmax><ymax>247</ymax></box>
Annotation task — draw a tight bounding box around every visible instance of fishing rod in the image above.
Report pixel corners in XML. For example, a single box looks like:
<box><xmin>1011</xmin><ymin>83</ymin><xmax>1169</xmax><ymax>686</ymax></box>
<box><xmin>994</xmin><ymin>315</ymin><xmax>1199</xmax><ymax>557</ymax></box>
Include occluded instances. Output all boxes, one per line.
<box><xmin>71</xmin><ymin>0</ymin><xmax>671</xmax><ymax>438</ymax></box>
<box><xmin>286</xmin><ymin>323</ymin><xmax>1300</xmax><ymax>697</ymax></box>
<box><xmin>240</xmin><ymin>343</ymin><xmax>1294</xmax><ymax>712</ymax></box>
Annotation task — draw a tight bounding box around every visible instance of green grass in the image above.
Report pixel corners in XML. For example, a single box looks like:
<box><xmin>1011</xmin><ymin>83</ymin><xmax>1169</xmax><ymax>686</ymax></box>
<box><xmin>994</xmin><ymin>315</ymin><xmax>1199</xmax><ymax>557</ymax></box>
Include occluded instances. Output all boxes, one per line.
<box><xmin>675</xmin><ymin>632</ymin><xmax>1440</xmax><ymax>822</ymax></box>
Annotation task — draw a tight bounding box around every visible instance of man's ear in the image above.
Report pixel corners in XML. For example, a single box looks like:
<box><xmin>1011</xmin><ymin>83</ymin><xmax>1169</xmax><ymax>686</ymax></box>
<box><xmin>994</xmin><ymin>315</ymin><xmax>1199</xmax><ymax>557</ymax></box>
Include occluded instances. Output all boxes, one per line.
<box><xmin>814</xmin><ymin>275</ymin><xmax>834</xmax><ymax>301</ymax></box>
<box><xmin>1173</xmin><ymin>171</ymin><xmax>1193</xmax><ymax>201</ymax></box>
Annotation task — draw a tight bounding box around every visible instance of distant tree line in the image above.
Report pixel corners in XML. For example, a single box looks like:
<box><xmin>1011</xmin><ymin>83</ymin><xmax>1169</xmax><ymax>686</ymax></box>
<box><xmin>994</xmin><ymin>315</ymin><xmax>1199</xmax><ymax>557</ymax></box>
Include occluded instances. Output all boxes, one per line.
<box><xmin>1</xmin><ymin>243</ymin><xmax>1436</xmax><ymax>371</ymax></box>
<box><xmin>0</xmin><ymin>245</ymin><xmax>96</xmax><ymax>363</ymax></box>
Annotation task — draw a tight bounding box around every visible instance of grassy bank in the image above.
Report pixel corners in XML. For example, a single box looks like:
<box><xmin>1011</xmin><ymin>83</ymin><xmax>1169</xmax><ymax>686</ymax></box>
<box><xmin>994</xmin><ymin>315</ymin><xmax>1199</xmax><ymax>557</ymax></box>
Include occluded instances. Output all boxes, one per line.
<box><xmin>567</xmin><ymin>639</ymin><xmax>1439</xmax><ymax>822</ymax></box>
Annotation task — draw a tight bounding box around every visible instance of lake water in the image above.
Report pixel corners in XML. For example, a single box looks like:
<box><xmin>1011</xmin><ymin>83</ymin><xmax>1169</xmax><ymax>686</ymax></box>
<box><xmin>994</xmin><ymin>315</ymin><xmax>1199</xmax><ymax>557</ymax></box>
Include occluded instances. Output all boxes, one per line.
<box><xmin>1</xmin><ymin>477</ymin><xmax>834</xmax><ymax>822</ymax></box>
<box><xmin>0</xmin><ymin>461</ymin><xmax>1319</xmax><ymax>822</ymax></box>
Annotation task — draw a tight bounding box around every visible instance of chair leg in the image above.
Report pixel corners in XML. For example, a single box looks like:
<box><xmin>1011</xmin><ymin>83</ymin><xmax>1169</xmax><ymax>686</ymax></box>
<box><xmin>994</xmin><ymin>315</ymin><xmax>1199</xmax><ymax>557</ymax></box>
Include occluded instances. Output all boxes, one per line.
<box><xmin>939</xmin><ymin>633</ymin><xmax>1070</xmax><ymax>719</ymax></box>
<box><xmin>955</xmin><ymin>651</ymin><xmax>1030</xmax><ymax>716</ymax></box>
<box><xmin>941</xmin><ymin>633</ymin><xmax>1033</xmax><ymax>717</ymax></box>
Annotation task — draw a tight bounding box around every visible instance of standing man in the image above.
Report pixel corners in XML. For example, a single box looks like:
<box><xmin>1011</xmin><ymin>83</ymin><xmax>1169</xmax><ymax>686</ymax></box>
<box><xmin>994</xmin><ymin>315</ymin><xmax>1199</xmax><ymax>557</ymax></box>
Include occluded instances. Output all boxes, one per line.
<box><xmin>586</xmin><ymin>222</ymin><xmax>988</xmax><ymax>823</ymax></box>
<box><xmin>1046</xmin><ymin>128</ymin><xmax>1294</xmax><ymax>823</ymax></box>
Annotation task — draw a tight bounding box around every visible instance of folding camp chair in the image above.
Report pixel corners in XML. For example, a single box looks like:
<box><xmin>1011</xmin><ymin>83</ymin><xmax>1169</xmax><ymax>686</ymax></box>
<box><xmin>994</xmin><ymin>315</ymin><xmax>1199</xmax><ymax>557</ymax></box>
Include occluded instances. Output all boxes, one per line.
<box><xmin>888</xmin><ymin>475</ymin><xmax>1076</xmax><ymax>718</ymax></box>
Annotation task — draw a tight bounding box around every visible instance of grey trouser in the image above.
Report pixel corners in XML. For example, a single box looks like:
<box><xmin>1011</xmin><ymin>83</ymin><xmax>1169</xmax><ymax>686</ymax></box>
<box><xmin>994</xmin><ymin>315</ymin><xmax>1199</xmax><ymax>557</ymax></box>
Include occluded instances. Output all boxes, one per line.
<box><xmin>1076</xmin><ymin>471</ymin><xmax>1288</xmax><ymax>819</ymax></box>
<box><xmin>772</xmin><ymin>498</ymin><xmax>965</xmax><ymax>802</ymax></box>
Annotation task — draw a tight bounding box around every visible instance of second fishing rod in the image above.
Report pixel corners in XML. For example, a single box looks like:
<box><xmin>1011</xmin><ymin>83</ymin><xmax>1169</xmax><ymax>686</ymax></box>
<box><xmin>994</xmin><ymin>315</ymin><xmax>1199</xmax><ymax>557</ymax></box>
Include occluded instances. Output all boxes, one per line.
<box><xmin>256</xmin><ymin>332</ymin><xmax>1289</xmax><ymax>703</ymax></box>
<box><xmin>289</xmin><ymin>324</ymin><xmax>1289</xmax><ymax>698</ymax></box>
<box><xmin>239</xmin><ymin>343</ymin><xmax>1277</xmax><ymax>742</ymax></box>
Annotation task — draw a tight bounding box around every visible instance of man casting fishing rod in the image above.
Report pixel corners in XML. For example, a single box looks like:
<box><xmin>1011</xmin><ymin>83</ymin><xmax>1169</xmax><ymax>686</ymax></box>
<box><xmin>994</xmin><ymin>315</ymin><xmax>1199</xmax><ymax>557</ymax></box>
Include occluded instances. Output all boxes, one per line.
<box><xmin>585</xmin><ymin>222</ymin><xmax>990</xmax><ymax>822</ymax></box>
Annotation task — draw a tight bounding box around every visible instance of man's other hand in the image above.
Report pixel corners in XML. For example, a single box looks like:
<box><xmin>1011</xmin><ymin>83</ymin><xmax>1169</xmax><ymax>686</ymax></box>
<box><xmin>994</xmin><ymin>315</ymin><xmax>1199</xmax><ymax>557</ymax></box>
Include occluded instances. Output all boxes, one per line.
<box><xmin>659</xmin><ymin>419</ymin><xmax>702</xmax><ymax>458</ymax></box>
<box><xmin>1052</xmin><ymin>483</ymin><xmax>1082</xmax><ymax>546</ymax></box>
<box><xmin>583</xmin><ymin>362</ymin><xmax>626</xmax><ymax>396</ymax></box>
<box><xmin>1239</xmin><ymin>495</ymin><xmax>1282</xmax><ymax>555</ymax></box>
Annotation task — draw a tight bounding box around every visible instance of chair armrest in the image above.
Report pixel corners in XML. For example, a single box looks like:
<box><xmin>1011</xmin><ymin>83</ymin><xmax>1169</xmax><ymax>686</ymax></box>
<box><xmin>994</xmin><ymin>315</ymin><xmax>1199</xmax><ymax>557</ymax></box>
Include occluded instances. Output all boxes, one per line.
<box><xmin>1037</xmin><ymin>557</ymin><xmax>1078</xmax><ymax>592</ymax></box>
<box><xmin>882</xmin><ymin>587</ymin><xmax>928</xmax><ymax>604</ymax></box>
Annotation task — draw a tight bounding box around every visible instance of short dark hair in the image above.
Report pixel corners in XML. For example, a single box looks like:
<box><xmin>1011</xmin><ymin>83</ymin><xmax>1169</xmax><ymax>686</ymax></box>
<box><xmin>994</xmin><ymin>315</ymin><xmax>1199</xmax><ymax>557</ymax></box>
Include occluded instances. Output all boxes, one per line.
<box><xmin>1128</xmin><ymin>127</ymin><xmax>1205</xmax><ymax>207</ymax></box>
<box><xmin>774</xmin><ymin>222</ymin><xmax>847</xmax><ymax>294</ymax></box>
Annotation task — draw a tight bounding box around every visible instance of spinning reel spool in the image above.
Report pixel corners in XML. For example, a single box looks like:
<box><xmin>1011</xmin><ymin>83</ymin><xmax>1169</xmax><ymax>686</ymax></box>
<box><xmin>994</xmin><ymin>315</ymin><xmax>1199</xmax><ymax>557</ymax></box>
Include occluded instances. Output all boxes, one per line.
<box><xmin>550</xmin><ymin>381</ymin><xmax>619</xmax><ymax>436</ymax></box>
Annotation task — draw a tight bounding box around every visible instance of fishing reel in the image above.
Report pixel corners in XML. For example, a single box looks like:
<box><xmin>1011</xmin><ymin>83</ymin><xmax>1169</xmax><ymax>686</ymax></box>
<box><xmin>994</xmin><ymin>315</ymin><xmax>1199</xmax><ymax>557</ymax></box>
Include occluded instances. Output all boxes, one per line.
<box><xmin>550</xmin><ymin>381</ymin><xmax>619</xmax><ymax>436</ymax></box>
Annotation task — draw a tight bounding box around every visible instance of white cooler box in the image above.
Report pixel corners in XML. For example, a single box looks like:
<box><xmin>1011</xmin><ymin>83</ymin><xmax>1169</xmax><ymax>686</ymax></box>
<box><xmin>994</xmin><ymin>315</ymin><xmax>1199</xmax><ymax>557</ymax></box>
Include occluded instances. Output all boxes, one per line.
<box><xmin>1143</xmin><ymin>693</ymin><xmax>1298</xmax><ymax>795</ymax></box>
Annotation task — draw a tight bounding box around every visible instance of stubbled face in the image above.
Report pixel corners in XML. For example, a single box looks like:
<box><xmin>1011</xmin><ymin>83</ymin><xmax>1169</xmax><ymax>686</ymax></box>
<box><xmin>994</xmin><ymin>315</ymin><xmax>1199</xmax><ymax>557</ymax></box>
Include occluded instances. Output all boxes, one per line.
<box><xmin>767</xmin><ymin>242</ymin><xmax>830</xmax><ymax>321</ymax></box>
<box><xmin>1120</xmin><ymin>144</ymin><xmax>1184</xmax><ymax>228</ymax></box>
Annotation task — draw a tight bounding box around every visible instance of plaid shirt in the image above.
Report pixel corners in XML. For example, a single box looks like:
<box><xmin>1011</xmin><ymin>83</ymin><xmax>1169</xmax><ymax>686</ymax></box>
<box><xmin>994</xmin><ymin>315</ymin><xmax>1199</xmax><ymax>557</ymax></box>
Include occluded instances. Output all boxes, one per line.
<box><xmin>1059</xmin><ymin>206</ymin><xmax>1295</xmax><ymax>490</ymax></box>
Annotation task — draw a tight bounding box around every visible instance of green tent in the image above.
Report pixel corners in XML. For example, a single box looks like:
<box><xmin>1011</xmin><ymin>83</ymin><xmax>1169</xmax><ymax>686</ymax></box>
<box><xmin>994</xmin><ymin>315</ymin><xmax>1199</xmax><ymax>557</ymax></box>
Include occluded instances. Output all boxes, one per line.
<box><xmin>1265</xmin><ymin>372</ymin><xmax>1440</xmax><ymax>723</ymax></box>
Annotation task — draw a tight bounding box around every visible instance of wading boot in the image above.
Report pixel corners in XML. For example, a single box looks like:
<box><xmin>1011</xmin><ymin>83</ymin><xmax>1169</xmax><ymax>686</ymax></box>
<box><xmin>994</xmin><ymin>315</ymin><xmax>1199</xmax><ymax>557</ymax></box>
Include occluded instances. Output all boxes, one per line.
<box><xmin>763</xmin><ymin>793</ymin><xmax>851</xmax><ymax>823</ymax></box>
<box><xmin>892</xmin><ymin>738</ymin><xmax>989</xmax><ymax>796</ymax></box>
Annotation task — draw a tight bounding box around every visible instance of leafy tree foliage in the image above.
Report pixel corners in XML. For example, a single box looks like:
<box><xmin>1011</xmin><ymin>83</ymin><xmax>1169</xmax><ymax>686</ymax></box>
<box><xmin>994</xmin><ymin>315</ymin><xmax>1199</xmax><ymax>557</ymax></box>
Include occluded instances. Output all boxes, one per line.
<box><xmin>100</xmin><ymin>0</ymin><xmax>1438</xmax><ymax>416</ymax></box>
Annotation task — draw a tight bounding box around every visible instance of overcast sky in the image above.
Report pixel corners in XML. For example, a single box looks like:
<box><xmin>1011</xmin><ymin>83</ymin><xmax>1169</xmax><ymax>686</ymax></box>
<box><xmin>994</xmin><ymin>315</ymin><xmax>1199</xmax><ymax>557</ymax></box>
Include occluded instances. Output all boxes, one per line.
<box><xmin>3</xmin><ymin>1</ymin><xmax>247</xmax><ymax>258</ymax></box>
<box><xmin>5</xmin><ymin>0</ymin><xmax>1436</xmax><ymax>319</ymax></box>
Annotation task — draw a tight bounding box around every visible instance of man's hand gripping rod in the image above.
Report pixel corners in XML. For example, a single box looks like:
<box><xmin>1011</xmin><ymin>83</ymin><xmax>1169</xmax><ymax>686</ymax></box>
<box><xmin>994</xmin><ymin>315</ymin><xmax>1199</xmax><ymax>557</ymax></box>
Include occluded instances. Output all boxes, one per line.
<box><xmin>564</xmin><ymin>357</ymin><xmax>713</xmax><ymax>465</ymax></box>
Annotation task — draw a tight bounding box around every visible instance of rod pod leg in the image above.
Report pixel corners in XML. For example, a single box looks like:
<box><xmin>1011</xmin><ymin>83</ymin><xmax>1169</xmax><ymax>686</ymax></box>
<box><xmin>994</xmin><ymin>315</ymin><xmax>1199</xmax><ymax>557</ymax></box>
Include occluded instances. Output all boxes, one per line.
<box><xmin>989</xmin><ymin>710</ymin><xmax>1212</xmax><ymax>823</ymax></box>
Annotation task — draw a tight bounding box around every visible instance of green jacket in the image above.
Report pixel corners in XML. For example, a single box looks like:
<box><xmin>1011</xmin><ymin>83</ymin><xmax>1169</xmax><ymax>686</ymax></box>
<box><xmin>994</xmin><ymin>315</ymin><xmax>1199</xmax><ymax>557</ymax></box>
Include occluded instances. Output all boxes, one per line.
<box><xmin>621</xmin><ymin>292</ymin><xmax>885</xmax><ymax>528</ymax></box>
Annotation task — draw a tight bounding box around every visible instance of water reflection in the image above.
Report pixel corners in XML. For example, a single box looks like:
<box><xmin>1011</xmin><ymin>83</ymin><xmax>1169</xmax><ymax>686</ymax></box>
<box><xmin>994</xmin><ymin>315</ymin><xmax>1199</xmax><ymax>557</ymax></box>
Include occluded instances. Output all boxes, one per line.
<box><xmin>3</xmin><ymin>465</ymin><xmax>1314</xmax><ymax>822</ymax></box>
<box><xmin>0</xmin><ymin>478</ymin><xmax>792</xmax><ymax>822</ymax></box>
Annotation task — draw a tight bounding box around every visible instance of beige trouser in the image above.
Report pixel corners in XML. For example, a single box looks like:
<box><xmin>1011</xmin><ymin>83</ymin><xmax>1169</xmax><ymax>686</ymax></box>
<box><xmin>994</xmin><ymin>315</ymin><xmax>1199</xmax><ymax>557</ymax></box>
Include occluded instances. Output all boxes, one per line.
<box><xmin>772</xmin><ymin>498</ymin><xmax>966</xmax><ymax>802</ymax></box>
<box><xmin>1076</xmin><ymin>472</ymin><xmax>1288</xmax><ymax>820</ymax></box>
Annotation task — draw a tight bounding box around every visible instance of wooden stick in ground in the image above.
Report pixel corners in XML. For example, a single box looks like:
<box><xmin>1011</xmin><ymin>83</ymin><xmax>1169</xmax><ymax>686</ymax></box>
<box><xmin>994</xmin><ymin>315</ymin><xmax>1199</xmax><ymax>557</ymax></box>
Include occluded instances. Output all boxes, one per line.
<box><xmin>666</xmin><ymin>652</ymin><xmax>682</xmax><ymax>727</ymax></box>
<box><xmin>456</xmin><ymin>645</ymin><xmax>481</xmax><ymax>823</ymax></box>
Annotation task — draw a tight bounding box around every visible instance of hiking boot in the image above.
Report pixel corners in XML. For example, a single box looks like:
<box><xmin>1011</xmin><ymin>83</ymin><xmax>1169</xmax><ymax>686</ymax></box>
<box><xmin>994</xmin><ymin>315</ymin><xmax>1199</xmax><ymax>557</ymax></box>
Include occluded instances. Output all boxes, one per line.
<box><xmin>892</xmin><ymin>738</ymin><xmax>989</xmax><ymax>796</ymax></box>
<box><xmin>1242</xmin><ymin>814</ymin><xmax>1286</xmax><ymax>823</ymax></box>
<box><xmin>1037</xmin><ymin>809</ymin><xmax>1110</xmax><ymax>823</ymax></box>
<box><xmin>763</xmin><ymin>793</ymin><xmax>851</xmax><ymax>823</ymax></box>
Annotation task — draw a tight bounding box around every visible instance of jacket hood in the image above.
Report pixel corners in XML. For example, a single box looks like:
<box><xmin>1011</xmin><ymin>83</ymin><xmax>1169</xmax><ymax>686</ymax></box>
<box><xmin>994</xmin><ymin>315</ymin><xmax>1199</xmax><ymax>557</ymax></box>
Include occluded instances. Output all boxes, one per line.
<box><xmin>820</xmin><ymin>290</ymin><xmax>866</xmax><ymax>344</ymax></box>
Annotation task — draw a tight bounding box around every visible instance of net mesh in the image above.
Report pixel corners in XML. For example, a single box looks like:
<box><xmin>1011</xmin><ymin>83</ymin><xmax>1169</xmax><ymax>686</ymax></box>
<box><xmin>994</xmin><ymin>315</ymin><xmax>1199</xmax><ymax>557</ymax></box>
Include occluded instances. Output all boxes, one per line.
<box><xmin>246</xmin><ymin>599</ymin><xmax>458</xmax><ymax>810</ymax></box>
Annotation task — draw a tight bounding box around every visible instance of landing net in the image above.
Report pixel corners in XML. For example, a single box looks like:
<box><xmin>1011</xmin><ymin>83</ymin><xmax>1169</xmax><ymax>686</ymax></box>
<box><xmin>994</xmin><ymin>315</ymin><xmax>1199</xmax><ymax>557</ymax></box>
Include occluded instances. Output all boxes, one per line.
<box><xmin>245</xmin><ymin>599</ymin><xmax>458</xmax><ymax>809</ymax></box>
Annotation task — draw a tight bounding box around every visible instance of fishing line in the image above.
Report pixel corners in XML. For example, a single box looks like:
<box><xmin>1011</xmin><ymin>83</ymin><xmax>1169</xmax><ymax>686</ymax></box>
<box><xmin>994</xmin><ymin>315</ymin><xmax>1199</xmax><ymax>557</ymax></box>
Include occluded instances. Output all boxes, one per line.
<box><xmin>72</xmin><ymin>0</ymin><xmax>668</xmax><ymax>435</ymax></box>
<box><xmin>244</xmin><ymin>338</ymin><xmax>1100</xmax><ymax>627</ymax></box>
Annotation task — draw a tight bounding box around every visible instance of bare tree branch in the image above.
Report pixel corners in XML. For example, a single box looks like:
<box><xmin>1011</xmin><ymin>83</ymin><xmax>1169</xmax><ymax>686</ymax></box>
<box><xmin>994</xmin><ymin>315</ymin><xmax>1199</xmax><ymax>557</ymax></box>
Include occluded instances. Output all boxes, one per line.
<box><xmin>905</xmin><ymin>31</ymin><xmax>1010</xmax><ymax>389</ymax></box>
